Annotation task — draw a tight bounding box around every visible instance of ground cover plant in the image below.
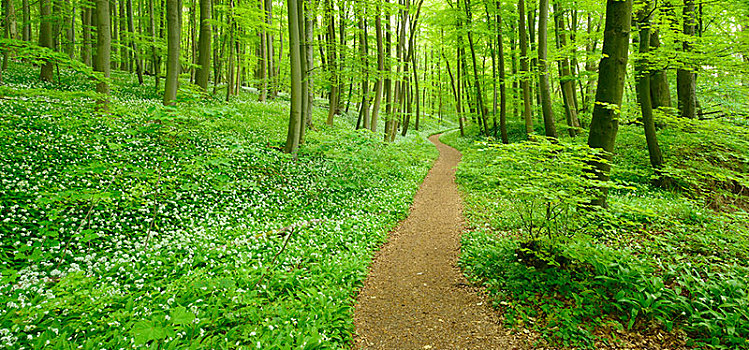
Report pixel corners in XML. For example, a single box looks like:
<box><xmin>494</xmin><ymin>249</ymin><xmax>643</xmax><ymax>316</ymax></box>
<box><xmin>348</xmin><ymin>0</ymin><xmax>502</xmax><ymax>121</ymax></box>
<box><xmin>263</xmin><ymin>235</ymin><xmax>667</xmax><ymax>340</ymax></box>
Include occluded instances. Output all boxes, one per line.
<box><xmin>0</xmin><ymin>63</ymin><xmax>444</xmax><ymax>349</ymax></box>
<box><xmin>442</xmin><ymin>118</ymin><xmax>749</xmax><ymax>349</ymax></box>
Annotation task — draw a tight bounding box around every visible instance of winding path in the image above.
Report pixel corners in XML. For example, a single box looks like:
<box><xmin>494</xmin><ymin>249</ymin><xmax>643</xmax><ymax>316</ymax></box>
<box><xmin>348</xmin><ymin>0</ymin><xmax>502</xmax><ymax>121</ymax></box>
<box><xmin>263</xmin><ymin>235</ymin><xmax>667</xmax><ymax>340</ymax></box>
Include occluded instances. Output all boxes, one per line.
<box><xmin>354</xmin><ymin>134</ymin><xmax>524</xmax><ymax>350</ymax></box>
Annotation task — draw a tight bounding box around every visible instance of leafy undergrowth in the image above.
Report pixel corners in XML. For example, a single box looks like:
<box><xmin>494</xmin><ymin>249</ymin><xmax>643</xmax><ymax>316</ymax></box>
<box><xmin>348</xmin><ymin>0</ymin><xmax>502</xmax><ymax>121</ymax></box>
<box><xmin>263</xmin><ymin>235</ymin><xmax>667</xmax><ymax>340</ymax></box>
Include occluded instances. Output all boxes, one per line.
<box><xmin>0</xmin><ymin>63</ymin><xmax>443</xmax><ymax>349</ymax></box>
<box><xmin>442</xmin><ymin>121</ymin><xmax>749</xmax><ymax>349</ymax></box>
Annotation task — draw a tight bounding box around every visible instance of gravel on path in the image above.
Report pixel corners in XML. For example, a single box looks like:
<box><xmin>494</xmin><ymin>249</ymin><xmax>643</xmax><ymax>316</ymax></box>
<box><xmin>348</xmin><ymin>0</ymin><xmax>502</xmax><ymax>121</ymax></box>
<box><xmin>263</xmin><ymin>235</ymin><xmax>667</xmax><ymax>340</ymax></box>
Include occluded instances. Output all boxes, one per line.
<box><xmin>354</xmin><ymin>134</ymin><xmax>526</xmax><ymax>350</ymax></box>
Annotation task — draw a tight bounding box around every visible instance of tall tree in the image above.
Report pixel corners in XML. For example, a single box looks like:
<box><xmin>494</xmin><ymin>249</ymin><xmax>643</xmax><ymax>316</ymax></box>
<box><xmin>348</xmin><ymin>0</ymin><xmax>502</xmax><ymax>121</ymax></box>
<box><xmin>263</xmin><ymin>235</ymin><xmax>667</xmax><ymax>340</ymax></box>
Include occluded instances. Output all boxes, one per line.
<box><xmin>127</xmin><ymin>0</ymin><xmax>144</xmax><ymax>84</ymax></box>
<box><xmin>325</xmin><ymin>0</ymin><xmax>338</xmax><ymax>125</ymax></box>
<box><xmin>285</xmin><ymin>0</ymin><xmax>304</xmax><ymax>156</ymax></box>
<box><xmin>586</xmin><ymin>0</ymin><xmax>633</xmax><ymax>207</ymax></box>
<box><xmin>357</xmin><ymin>7</ymin><xmax>371</xmax><ymax>130</ymax></box>
<box><xmin>164</xmin><ymin>0</ymin><xmax>181</xmax><ymax>105</ymax></box>
<box><xmin>634</xmin><ymin>0</ymin><xmax>664</xmax><ymax>173</ymax></box>
<box><xmin>95</xmin><ymin>0</ymin><xmax>111</xmax><ymax>103</ymax></box>
<box><xmin>371</xmin><ymin>2</ymin><xmax>385</xmax><ymax>132</ymax></box>
<box><xmin>677</xmin><ymin>0</ymin><xmax>697</xmax><ymax>119</ymax></box>
<box><xmin>39</xmin><ymin>0</ymin><xmax>55</xmax><ymax>81</ymax></box>
<box><xmin>537</xmin><ymin>0</ymin><xmax>556</xmax><ymax>138</ymax></box>
<box><xmin>496</xmin><ymin>0</ymin><xmax>508</xmax><ymax>143</ymax></box>
<box><xmin>464</xmin><ymin>0</ymin><xmax>489</xmax><ymax>136</ymax></box>
<box><xmin>195</xmin><ymin>0</ymin><xmax>212</xmax><ymax>90</ymax></box>
<box><xmin>553</xmin><ymin>0</ymin><xmax>581</xmax><ymax>137</ymax></box>
<box><xmin>518</xmin><ymin>0</ymin><xmax>534</xmax><ymax>136</ymax></box>
<box><xmin>649</xmin><ymin>30</ymin><xmax>672</xmax><ymax>110</ymax></box>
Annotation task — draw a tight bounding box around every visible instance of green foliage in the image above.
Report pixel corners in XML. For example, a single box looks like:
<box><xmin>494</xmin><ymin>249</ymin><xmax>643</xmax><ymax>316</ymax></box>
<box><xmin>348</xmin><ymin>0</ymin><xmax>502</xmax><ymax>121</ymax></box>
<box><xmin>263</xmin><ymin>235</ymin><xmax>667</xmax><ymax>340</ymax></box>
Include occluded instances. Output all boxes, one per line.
<box><xmin>443</xmin><ymin>128</ymin><xmax>749</xmax><ymax>349</ymax></box>
<box><xmin>0</xmin><ymin>63</ymin><xmax>439</xmax><ymax>349</ymax></box>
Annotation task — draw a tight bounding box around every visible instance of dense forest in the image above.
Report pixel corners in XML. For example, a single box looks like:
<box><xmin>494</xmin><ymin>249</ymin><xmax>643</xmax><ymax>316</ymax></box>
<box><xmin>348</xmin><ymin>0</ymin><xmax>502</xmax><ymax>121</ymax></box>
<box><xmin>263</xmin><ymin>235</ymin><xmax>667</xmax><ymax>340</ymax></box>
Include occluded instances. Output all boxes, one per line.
<box><xmin>1</xmin><ymin>0</ymin><xmax>748</xmax><ymax>347</ymax></box>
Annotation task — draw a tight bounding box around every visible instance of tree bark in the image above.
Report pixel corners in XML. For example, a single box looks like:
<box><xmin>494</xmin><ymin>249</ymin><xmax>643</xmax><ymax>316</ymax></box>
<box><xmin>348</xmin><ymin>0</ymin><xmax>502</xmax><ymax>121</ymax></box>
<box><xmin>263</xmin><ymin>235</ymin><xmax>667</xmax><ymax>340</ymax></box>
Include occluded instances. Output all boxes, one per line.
<box><xmin>325</xmin><ymin>0</ymin><xmax>338</xmax><ymax>124</ymax></box>
<box><xmin>518</xmin><ymin>0</ymin><xmax>533</xmax><ymax>136</ymax></box>
<box><xmin>635</xmin><ymin>2</ymin><xmax>664</xmax><ymax>172</ymax></box>
<box><xmin>676</xmin><ymin>0</ymin><xmax>697</xmax><ymax>119</ymax></box>
<box><xmin>95</xmin><ymin>0</ymin><xmax>111</xmax><ymax>107</ymax></box>
<box><xmin>586</xmin><ymin>0</ymin><xmax>632</xmax><ymax>208</ymax></box>
<box><xmin>164</xmin><ymin>0</ymin><xmax>181</xmax><ymax>105</ymax></box>
<box><xmin>128</xmin><ymin>0</ymin><xmax>144</xmax><ymax>84</ymax></box>
<box><xmin>195</xmin><ymin>0</ymin><xmax>211</xmax><ymax>90</ymax></box>
<box><xmin>285</xmin><ymin>0</ymin><xmax>303</xmax><ymax>157</ymax></box>
<box><xmin>553</xmin><ymin>1</ymin><xmax>581</xmax><ymax>137</ymax></box>
<box><xmin>496</xmin><ymin>0</ymin><xmax>508</xmax><ymax>143</ymax></box>
<box><xmin>649</xmin><ymin>30</ymin><xmax>671</xmax><ymax>110</ymax></box>
<box><xmin>464</xmin><ymin>0</ymin><xmax>489</xmax><ymax>136</ymax></box>
<box><xmin>371</xmin><ymin>4</ymin><xmax>385</xmax><ymax>132</ymax></box>
<box><xmin>537</xmin><ymin>0</ymin><xmax>556</xmax><ymax>138</ymax></box>
<box><xmin>22</xmin><ymin>0</ymin><xmax>30</xmax><ymax>41</ymax></box>
<box><xmin>39</xmin><ymin>0</ymin><xmax>54</xmax><ymax>81</ymax></box>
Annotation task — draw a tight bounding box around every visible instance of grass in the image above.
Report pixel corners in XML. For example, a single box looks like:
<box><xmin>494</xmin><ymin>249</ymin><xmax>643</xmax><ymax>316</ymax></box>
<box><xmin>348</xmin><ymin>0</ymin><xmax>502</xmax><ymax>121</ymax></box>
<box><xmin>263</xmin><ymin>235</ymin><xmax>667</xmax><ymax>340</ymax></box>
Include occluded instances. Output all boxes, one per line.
<box><xmin>442</xmin><ymin>115</ymin><xmax>749</xmax><ymax>349</ymax></box>
<box><xmin>0</xmin><ymin>63</ymin><xmax>449</xmax><ymax>349</ymax></box>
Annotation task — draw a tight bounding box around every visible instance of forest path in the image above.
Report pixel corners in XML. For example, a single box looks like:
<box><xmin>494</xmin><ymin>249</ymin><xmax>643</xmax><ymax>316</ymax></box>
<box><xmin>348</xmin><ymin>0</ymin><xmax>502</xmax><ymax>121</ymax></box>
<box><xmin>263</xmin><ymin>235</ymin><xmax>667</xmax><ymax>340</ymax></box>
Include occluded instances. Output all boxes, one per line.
<box><xmin>353</xmin><ymin>134</ymin><xmax>524</xmax><ymax>350</ymax></box>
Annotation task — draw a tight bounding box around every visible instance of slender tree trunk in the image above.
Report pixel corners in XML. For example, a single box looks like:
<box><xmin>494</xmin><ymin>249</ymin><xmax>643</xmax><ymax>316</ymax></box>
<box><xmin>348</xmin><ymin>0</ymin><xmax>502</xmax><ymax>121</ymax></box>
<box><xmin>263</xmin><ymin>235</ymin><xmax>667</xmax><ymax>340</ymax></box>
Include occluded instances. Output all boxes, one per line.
<box><xmin>649</xmin><ymin>30</ymin><xmax>671</xmax><ymax>110</ymax></box>
<box><xmin>258</xmin><ymin>0</ymin><xmax>268</xmax><ymax>100</ymax></box>
<box><xmin>150</xmin><ymin>0</ymin><xmax>160</xmax><ymax>89</ymax></box>
<box><xmin>303</xmin><ymin>0</ymin><xmax>314</xmax><ymax>133</ymax></box>
<box><xmin>553</xmin><ymin>1</ymin><xmax>580</xmax><ymax>137</ymax></box>
<box><xmin>412</xmin><ymin>52</ymin><xmax>420</xmax><ymax>130</ymax></box>
<box><xmin>357</xmin><ymin>10</ymin><xmax>371</xmax><ymax>130</ymax></box>
<box><xmin>518</xmin><ymin>0</ymin><xmax>533</xmax><ymax>136</ymax></box>
<box><xmin>95</xmin><ymin>0</ymin><xmax>111</xmax><ymax>108</ymax></box>
<box><xmin>297</xmin><ymin>0</ymin><xmax>309</xmax><ymax>139</ymax></box>
<box><xmin>495</xmin><ymin>0</ymin><xmax>507</xmax><ymax>143</ymax></box>
<box><xmin>677</xmin><ymin>0</ymin><xmax>697</xmax><ymax>119</ymax></box>
<box><xmin>371</xmin><ymin>4</ymin><xmax>385</xmax><ymax>132</ymax></box>
<box><xmin>164</xmin><ymin>0</ymin><xmax>181</xmax><ymax>105</ymax></box>
<box><xmin>586</xmin><ymin>0</ymin><xmax>632</xmax><ymax>208</ymax></box>
<box><xmin>127</xmin><ymin>0</ymin><xmax>143</xmax><ymax>83</ymax></box>
<box><xmin>195</xmin><ymin>0</ymin><xmax>211</xmax><ymax>90</ymax></box>
<box><xmin>464</xmin><ymin>0</ymin><xmax>489</xmax><ymax>136</ymax></box>
<box><xmin>537</xmin><ymin>0</ymin><xmax>556</xmax><ymax>138</ymax></box>
<box><xmin>635</xmin><ymin>3</ymin><xmax>664</xmax><ymax>173</ymax></box>
<box><xmin>285</xmin><ymin>0</ymin><xmax>303</xmax><ymax>157</ymax></box>
<box><xmin>325</xmin><ymin>0</ymin><xmax>338</xmax><ymax>124</ymax></box>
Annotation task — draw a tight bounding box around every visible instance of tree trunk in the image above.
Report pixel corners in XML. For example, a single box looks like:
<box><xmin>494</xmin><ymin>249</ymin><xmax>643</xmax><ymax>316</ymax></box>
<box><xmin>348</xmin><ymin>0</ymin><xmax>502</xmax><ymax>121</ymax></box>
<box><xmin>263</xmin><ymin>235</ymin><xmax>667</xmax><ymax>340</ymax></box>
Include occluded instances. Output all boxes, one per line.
<box><xmin>2</xmin><ymin>0</ymin><xmax>18</xmax><ymax>83</ymax></box>
<box><xmin>39</xmin><ymin>0</ymin><xmax>54</xmax><ymax>81</ymax></box>
<box><xmin>22</xmin><ymin>0</ymin><xmax>30</xmax><ymax>41</ymax></box>
<box><xmin>371</xmin><ymin>4</ymin><xmax>385</xmax><ymax>132</ymax></box>
<box><xmin>95</xmin><ymin>0</ymin><xmax>111</xmax><ymax>107</ymax></box>
<box><xmin>357</xmin><ymin>10</ymin><xmax>370</xmax><ymax>130</ymax></box>
<box><xmin>149</xmin><ymin>0</ymin><xmax>160</xmax><ymax>89</ymax></box>
<box><xmin>537</xmin><ymin>0</ymin><xmax>556</xmax><ymax>138</ymax></box>
<box><xmin>553</xmin><ymin>2</ymin><xmax>580</xmax><ymax>137</ymax></box>
<box><xmin>325</xmin><ymin>0</ymin><xmax>338</xmax><ymax>124</ymax></box>
<box><xmin>128</xmin><ymin>0</ymin><xmax>143</xmax><ymax>84</ymax></box>
<box><xmin>164</xmin><ymin>0</ymin><xmax>181</xmax><ymax>105</ymax></box>
<box><xmin>676</xmin><ymin>0</ymin><xmax>697</xmax><ymax>119</ymax></box>
<box><xmin>635</xmin><ymin>3</ymin><xmax>664</xmax><ymax>173</ymax></box>
<box><xmin>586</xmin><ymin>0</ymin><xmax>632</xmax><ymax>208</ymax></box>
<box><xmin>464</xmin><ymin>0</ymin><xmax>489</xmax><ymax>136</ymax></box>
<box><xmin>285</xmin><ymin>0</ymin><xmax>303</xmax><ymax>157</ymax></box>
<box><xmin>649</xmin><ymin>30</ymin><xmax>671</xmax><ymax>110</ymax></box>
<box><xmin>496</xmin><ymin>0</ymin><xmax>508</xmax><ymax>143</ymax></box>
<box><xmin>518</xmin><ymin>0</ymin><xmax>533</xmax><ymax>136</ymax></box>
<box><xmin>195</xmin><ymin>0</ymin><xmax>211</xmax><ymax>90</ymax></box>
<box><xmin>303</xmin><ymin>0</ymin><xmax>314</xmax><ymax>133</ymax></box>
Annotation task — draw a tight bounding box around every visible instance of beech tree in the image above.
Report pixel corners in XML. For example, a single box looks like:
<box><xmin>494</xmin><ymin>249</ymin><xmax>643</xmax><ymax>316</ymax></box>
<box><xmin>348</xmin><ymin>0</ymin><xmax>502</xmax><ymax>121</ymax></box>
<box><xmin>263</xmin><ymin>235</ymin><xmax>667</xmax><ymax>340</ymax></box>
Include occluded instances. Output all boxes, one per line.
<box><xmin>164</xmin><ymin>0</ymin><xmax>181</xmax><ymax>105</ymax></box>
<box><xmin>586</xmin><ymin>0</ymin><xmax>633</xmax><ymax>207</ymax></box>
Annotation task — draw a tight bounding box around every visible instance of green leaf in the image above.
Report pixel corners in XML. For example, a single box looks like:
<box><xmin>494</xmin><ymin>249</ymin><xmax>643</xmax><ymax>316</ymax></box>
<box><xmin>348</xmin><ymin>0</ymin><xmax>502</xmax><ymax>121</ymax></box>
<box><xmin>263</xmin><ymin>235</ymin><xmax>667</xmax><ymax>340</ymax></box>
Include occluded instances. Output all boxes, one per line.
<box><xmin>131</xmin><ymin>320</ymin><xmax>167</xmax><ymax>345</ymax></box>
<box><xmin>170</xmin><ymin>306</ymin><xmax>196</xmax><ymax>326</ymax></box>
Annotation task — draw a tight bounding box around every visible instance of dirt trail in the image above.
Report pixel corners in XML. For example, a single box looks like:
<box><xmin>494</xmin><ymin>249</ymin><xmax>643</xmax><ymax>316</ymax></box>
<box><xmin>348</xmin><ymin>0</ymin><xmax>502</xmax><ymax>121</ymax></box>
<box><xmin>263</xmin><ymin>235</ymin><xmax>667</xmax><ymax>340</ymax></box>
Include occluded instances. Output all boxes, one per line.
<box><xmin>354</xmin><ymin>134</ymin><xmax>524</xmax><ymax>350</ymax></box>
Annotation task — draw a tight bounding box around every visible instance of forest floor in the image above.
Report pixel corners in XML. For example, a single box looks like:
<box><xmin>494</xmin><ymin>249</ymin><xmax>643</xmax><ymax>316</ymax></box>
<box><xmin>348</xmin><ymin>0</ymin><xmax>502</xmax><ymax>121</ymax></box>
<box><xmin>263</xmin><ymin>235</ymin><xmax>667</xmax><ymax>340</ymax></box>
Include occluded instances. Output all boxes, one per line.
<box><xmin>354</xmin><ymin>135</ymin><xmax>526</xmax><ymax>350</ymax></box>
